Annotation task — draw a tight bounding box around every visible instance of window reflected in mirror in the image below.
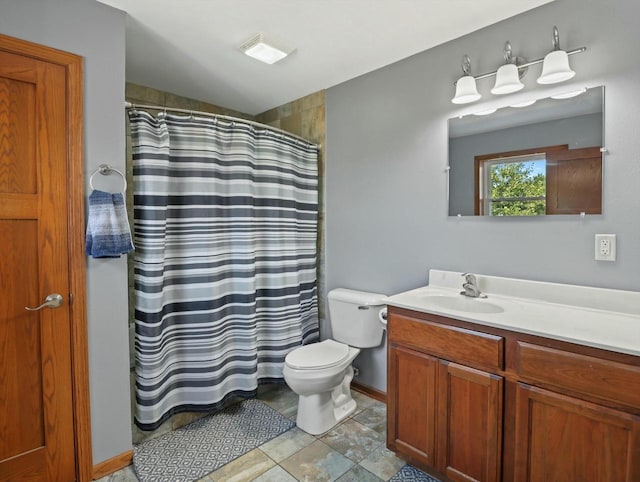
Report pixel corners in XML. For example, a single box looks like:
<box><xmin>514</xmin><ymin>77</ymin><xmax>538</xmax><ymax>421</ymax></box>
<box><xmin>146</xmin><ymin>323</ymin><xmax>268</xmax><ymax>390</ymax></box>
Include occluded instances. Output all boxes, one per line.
<box><xmin>477</xmin><ymin>152</ymin><xmax>546</xmax><ymax>216</ymax></box>
<box><xmin>475</xmin><ymin>145</ymin><xmax>601</xmax><ymax>216</ymax></box>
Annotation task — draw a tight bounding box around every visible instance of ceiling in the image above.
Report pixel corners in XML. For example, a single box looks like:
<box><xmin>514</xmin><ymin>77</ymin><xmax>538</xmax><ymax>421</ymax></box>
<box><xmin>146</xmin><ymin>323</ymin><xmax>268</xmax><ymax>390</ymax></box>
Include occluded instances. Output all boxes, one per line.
<box><xmin>98</xmin><ymin>0</ymin><xmax>553</xmax><ymax>116</ymax></box>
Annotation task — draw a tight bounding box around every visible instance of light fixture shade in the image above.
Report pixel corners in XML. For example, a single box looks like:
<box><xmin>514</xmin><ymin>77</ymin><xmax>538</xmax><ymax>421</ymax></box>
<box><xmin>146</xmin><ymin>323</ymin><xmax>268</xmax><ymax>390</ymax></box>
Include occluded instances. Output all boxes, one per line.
<box><xmin>452</xmin><ymin>75</ymin><xmax>481</xmax><ymax>104</ymax></box>
<box><xmin>491</xmin><ymin>63</ymin><xmax>524</xmax><ymax>95</ymax></box>
<box><xmin>510</xmin><ymin>99</ymin><xmax>537</xmax><ymax>108</ymax></box>
<box><xmin>537</xmin><ymin>50</ymin><xmax>575</xmax><ymax>84</ymax></box>
<box><xmin>551</xmin><ymin>88</ymin><xmax>586</xmax><ymax>99</ymax></box>
<box><xmin>473</xmin><ymin>108</ymin><xmax>497</xmax><ymax>116</ymax></box>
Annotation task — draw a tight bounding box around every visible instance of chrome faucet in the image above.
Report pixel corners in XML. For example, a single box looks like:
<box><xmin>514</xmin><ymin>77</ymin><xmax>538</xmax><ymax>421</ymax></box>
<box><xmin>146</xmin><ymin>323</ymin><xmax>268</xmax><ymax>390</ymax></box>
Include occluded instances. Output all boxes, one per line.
<box><xmin>460</xmin><ymin>273</ymin><xmax>486</xmax><ymax>298</ymax></box>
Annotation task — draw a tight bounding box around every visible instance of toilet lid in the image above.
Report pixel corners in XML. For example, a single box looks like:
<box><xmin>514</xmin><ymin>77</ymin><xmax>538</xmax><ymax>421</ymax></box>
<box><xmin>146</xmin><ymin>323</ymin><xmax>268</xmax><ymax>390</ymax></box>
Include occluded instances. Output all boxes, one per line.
<box><xmin>285</xmin><ymin>340</ymin><xmax>350</xmax><ymax>370</ymax></box>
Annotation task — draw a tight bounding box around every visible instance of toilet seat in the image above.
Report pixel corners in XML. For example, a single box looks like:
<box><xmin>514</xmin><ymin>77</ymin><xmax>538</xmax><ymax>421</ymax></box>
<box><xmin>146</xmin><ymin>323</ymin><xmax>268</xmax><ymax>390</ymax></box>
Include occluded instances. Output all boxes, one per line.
<box><xmin>285</xmin><ymin>340</ymin><xmax>350</xmax><ymax>370</ymax></box>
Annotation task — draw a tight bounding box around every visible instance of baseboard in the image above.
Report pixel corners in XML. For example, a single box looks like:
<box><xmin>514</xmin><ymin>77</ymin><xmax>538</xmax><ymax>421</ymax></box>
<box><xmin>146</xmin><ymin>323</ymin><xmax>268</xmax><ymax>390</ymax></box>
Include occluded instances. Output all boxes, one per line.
<box><xmin>92</xmin><ymin>449</ymin><xmax>133</xmax><ymax>480</ymax></box>
<box><xmin>352</xmin><ymin>381</ymin><xmax>386</xmax><ymax>403</ymax></box>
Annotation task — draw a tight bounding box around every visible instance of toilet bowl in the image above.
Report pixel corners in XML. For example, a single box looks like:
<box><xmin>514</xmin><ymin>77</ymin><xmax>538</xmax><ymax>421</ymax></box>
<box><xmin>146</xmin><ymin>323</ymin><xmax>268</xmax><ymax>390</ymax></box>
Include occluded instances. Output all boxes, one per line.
<box><xmin>283</xmin><ymin>340</ymin><xmax>360</xmax><ymax>434</ymax></box>
<box><xmin>283</xmin><ymin>288</ymin><xmax>387</xmax><ymax>435</ymax></box>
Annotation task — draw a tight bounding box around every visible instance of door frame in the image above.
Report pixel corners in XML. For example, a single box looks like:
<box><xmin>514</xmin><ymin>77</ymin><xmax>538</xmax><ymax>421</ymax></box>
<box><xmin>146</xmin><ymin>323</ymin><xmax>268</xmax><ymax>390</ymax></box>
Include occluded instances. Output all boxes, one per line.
<box><xmin>0</xmin><ymin>33</ymin><xmax>92</xmax><ymax>481</ymax></box>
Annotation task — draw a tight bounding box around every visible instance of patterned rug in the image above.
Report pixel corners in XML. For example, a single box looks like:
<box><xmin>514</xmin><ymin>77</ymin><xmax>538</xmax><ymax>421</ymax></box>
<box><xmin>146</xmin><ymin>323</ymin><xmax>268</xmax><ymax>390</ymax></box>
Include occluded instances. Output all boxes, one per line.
<box><xmin>133</xmin><ymin>399</ymin><xmax>295</xmax><ymax>482</ymax></box>
<box><xmin>391</xmin><ymin>464</ymin><xmax>441</xmax><ymax>481</ymax></box>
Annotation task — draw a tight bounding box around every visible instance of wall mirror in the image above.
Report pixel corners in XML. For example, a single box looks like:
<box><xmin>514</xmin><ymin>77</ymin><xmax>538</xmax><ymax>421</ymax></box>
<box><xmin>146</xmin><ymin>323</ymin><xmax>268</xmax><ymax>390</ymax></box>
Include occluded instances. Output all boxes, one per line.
<box><xmin>448</xmin><ymin>86</ymin><xmax>604</xmax><ymax>217</ymax></box>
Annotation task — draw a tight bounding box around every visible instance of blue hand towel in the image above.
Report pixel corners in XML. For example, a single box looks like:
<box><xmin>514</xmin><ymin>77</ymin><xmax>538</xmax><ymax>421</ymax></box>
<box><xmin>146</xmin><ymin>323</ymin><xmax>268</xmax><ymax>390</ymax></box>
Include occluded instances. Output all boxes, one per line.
<box><xmin>85</xmin><ymin>190</ymin><xmax>134</xmax><ymax>258</ymax></box>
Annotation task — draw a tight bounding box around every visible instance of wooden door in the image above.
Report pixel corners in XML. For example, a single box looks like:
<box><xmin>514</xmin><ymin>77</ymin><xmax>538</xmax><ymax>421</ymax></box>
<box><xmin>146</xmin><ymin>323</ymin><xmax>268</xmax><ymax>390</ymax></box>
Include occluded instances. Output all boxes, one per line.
<box><xmin>513</xmin><ymin>384</ymin><xmax>640</xmax><ymax>482</ymax></box>
<box><xmin>387</xmin><ymin>344</ymin><xmax>438</xmax><ymax>467</ymax></box>
<box><xmin>0</xmin><ymin>40</ymin><xmax>85</xmax><ymax>481</ymax></box>
<box><xmin>546</xmin><ymin>146</ymin><xmax>602</xmax><ymax>214</ymax></box>
<box><xmin>436</xmin><ymin>362</ymin><xmax>503</xmax><ymax>482</ymax></box>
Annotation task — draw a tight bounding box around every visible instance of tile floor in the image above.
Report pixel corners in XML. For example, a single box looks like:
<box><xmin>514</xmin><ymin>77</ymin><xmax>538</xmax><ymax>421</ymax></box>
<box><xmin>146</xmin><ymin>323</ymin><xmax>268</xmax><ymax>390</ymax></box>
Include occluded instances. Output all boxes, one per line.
<box><xmin>97</xmin><ymin>385</ymin><xmax>433</xmax><ymax>482</ymax></box>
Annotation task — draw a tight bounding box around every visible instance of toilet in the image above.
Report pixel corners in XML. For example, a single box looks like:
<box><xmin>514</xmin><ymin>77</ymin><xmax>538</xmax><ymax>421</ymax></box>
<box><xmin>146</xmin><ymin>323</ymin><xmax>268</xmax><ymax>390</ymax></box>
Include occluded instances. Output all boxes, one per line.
<box><xmin>283</xmin><ymin>288</ymin><xmax>387</xmax><ymax>435</ymax></box>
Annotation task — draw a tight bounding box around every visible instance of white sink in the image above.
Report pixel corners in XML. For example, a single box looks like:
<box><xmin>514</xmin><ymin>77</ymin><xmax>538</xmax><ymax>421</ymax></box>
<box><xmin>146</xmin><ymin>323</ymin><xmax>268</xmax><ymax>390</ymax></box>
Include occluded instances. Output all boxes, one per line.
<box><xmin>421</xmin><ymin>295</ymin><xmax>504</xmax><ymax>314</ymax></box>
<box><xmin>383</xmin><ymin>269</ymin><xmax>640</xmax><ymax>357</ymax></box>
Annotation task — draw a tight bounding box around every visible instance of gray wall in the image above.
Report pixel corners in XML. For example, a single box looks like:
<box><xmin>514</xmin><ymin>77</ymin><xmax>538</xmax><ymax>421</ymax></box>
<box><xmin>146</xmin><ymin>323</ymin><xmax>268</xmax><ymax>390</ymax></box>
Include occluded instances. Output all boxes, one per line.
<box><xmin>326</xmin><ymin>0</ymin><xmax>640</xmax><ymax>391</ymax></box>
<box><xmin>0</xmin><ymin>0</ymin><xmax>131</xmax><ymax>464</ymax></box>
<box><xmin>449</xmin><ymin>113</ymin><xmax>602</xmax><ymax>216</ymax></box>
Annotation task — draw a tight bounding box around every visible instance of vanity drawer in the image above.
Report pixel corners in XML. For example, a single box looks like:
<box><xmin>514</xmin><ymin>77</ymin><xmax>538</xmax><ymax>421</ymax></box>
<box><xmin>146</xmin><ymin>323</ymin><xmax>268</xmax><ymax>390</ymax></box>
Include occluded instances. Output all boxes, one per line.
<box><xmin>516</xmin><ymin>342</ymin><xmax>640</xmax><ymax>408</ymax></box>
<box><xmin>388</xmin><ymin>313</ymin><xmax>504</xmax><ymax>370</ymax></box>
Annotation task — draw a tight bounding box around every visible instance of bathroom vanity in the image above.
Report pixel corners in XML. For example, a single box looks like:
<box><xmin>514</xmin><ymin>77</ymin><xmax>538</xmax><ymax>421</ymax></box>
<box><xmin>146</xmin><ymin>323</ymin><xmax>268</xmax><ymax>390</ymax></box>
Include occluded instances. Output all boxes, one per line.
<box><xmin>384</xmin><ymin>270</ymin><xmax>640</xmax><ymax>482</ymax></box>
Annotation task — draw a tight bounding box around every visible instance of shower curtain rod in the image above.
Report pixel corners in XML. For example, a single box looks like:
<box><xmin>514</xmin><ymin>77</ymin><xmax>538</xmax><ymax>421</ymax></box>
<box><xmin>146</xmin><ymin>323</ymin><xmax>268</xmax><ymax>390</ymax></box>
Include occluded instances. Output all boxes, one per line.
<box><xmin>124</xmin><ymin>101</ymin><xmax>320</xmax><ymax>149</ymax></box>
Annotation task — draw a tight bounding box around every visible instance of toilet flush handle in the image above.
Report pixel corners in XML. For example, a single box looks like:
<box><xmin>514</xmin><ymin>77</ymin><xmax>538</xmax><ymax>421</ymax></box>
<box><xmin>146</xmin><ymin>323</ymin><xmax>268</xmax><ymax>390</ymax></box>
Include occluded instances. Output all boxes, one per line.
<box><xmin>357</xmin><ymin>305</ymin><xmax>370</xmax><ymax>310</ymax></box>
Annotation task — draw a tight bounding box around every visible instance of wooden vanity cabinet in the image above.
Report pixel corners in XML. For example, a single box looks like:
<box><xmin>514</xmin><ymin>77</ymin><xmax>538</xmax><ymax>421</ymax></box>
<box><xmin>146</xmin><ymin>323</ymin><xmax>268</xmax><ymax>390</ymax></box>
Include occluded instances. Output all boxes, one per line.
<box><xmin>513</xmin><ymin>384</ymin><xmax>640</xmax><ymax>482</ymax></box>
<box><xmin>512</xmin><ymin>342</ymin><xmax>640</xmax><ymax>482</ymax></box>
<box><xmin>387</xmin><ymin>344</ymin><xmax>438</xmax><ymax>466</ymax></box>
<box><xmin>435</xmin><ymin>361</ymin><xmax>503</xmax><ymax>482</ymax></box>
<box><xmin>387</xmin><ymin>306</ymin><xmax>640</xmax><ymax>482</ymax></box>
<box><xmin>387</xmin><ymin>311</ymin><xmax>504</xmax><ymax>482</ymax></box>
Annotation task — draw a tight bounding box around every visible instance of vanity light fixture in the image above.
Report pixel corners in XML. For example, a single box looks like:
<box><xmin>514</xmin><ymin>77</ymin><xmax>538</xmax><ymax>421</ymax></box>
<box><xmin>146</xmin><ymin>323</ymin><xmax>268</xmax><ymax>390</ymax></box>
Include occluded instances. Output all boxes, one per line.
<box><xmin>537</xmin><ymin>27</ymin><xmax>576</xmax><ymax>84</ymax></box>
<box><xmin>451</xmin><ymin>55</ymin><xmax>482</xmax><ymax>104</ymax></box>
<box><xmin>491</xmin><ymin>42</ymin><xmax>525</xmax><ymax>95</ymax></box>
<box><xmin>240</xmin><ymin>34</ymin><xmax>290</xmax><ymax>65</ymax></box>
<box><xmin>451</xmin><ymin>26</ymin><xmax>586</xmax><ymax>104</ymax></box>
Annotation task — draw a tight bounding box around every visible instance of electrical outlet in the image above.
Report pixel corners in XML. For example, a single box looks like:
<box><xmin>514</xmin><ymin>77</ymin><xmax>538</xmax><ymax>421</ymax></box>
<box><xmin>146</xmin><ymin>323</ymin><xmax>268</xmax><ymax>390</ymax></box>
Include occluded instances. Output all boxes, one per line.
<box><xmin>595</xmin><ymin>234</ymin><xmax>616</xmax><ymax>261</ymax></box>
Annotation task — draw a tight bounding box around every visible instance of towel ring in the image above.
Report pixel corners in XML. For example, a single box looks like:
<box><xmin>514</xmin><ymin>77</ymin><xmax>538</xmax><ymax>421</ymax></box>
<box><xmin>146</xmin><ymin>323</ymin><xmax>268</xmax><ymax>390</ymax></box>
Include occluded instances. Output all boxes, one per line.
<box><xmin>89</xmin><ymin>164</ymin><xmax>127</xmax><ymax>192</ymax></box>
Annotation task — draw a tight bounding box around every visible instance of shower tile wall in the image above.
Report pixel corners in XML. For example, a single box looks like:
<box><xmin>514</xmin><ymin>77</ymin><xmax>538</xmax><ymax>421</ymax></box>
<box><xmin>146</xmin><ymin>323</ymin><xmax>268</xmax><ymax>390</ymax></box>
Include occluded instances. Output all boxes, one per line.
<box><xmin>124</xmin><ymin>83</ymin><xmax>327</xmax><ymax>443</ymax></box>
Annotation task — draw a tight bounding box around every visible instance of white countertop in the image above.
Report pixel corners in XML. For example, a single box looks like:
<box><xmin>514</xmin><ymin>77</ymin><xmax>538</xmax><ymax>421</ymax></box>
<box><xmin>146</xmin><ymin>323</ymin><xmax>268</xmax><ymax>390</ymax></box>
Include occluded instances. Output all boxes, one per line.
<box><xmin>384</xmin><ymin>270</ymin><xmax>640</xmax><ymax>357</ymax></box>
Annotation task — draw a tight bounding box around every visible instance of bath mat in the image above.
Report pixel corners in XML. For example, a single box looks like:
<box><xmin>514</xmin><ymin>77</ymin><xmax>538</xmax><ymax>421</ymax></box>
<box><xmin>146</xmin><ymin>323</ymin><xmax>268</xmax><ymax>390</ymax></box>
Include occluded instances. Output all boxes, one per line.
<box><xmin>133</xmin><ymin>399</ymin><xmax>295</xmax><ymax>482</ymax></box>
<box><xmin>390</xmin><ymin>464</ymin><xmax>441</xmax><ymax>481</ymax></box>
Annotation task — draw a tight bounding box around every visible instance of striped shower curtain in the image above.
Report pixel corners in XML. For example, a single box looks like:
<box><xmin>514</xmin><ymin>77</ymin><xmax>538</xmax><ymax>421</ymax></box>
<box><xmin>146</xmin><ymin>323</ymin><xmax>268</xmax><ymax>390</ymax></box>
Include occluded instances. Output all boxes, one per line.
<box><xmin>129</xmin><ymin>111</ymin><xmax>319</xmax><ymax>430</ymax></box>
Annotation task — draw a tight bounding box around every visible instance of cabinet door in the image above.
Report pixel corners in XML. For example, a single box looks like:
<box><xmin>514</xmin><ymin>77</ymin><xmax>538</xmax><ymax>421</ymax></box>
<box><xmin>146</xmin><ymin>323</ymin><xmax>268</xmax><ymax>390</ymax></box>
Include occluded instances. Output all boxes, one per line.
<box><xmin>387</xmin><ymin>344</ymin><xmax>438</xmax><ymax>466</ymax></box>
<box><xmin>514</xmin><ymin>383</ymin><xmax>640</xmax><ymax>482</ymax></box>
<box><xmin>436</xmin><ymin>362</ymin><xmax>503</xmax><ymax>482</ymax></box>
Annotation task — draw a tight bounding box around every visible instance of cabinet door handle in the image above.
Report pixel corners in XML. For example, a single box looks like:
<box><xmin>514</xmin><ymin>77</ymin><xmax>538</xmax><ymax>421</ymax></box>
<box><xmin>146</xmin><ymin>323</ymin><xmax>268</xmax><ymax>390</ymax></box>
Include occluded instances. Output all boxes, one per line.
<box><xmin>25</xmin><ymin>293</ymin><xmax>63</xmax><ymax>311</ymax></box>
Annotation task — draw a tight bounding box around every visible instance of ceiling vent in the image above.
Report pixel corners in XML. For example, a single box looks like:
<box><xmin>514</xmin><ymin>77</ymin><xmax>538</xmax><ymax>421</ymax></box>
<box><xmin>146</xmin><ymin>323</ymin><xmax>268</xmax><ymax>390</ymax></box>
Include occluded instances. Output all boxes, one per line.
<box><xmin>240</xmin><ymin>34</ymin><xmax>290</xmax><ymax>65</ymax></box>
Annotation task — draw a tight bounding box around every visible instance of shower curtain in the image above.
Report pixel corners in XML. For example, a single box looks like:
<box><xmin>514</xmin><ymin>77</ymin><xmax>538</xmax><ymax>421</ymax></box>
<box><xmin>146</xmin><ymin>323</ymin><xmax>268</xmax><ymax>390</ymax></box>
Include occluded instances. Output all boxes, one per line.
<box><xmin>129</xmin><ymin>111</ymin><xmax>319</xmax><ymax>430</ymax></box>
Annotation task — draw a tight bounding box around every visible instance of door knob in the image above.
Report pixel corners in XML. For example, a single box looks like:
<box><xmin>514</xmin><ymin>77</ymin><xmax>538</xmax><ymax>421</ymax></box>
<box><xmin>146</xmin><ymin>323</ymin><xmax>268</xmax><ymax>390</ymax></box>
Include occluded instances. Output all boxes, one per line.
<box><xmin>25</xmin><ymin>293</ymin><xmax>64</xmax><ymax>311</ymax></box>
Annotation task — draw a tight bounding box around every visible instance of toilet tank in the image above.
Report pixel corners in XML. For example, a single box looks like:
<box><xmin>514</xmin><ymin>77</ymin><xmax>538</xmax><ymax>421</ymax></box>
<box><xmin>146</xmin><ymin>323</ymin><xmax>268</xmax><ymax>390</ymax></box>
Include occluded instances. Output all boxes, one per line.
<box><xmin>328</xmin><ymin>288</ymin><xmax>387</xmax><ymax>348</ymax></box>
